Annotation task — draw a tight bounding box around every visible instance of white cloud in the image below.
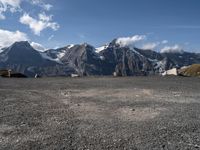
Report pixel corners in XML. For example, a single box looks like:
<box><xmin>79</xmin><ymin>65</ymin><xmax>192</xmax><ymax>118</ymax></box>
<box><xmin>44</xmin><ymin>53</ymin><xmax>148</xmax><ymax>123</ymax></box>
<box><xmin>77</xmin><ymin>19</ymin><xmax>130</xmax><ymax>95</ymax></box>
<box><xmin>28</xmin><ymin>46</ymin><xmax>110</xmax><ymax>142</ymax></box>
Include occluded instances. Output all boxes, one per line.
<box><xmin>39</xmin><ymin>12</ymin><xmax>52</xmax><ymax>22</ymax></box>
<box><xmin>0</xmin><ymin>0</ymin><xmax>21</xmax><ymax>20</ymax></box>
<box><xmin>0</xmin><ymin>0</ymin><xmax>53</xmax><ymax>20</ymax></box>
<box><xmin>31</xmin><ymin>0</ymin><xmax>52</xmax><ymax>11</ymax></box>
<box><xmin>116</xmin><ymin>35</ymin><xmax>146</xmax><ymax>47</ymax></box>
<box><xmin>20</xmin><ymin>13</ymin><xmax>44</xmax><ymax>35</ymax></box>
<box><xmin>142</xmin><ymin>42</ymin><xmax>159</xmax><ymax>50</ymax></box>
<box><xmin>19</xmin><ymin>13</ymin><xmax>59</xmax><ymax>36</ymax></box>
<box><xmin>162</xmin><ymin>40</ymin><xmax>168</xmax><ymax>44</ymax></box>
<box><xmin>0</xmin><ymin>28</ymin><xmax>29</xmax><ymax>48</ymax></box>
<box><xmin>31</xmin><ymin>41</ymin><xmax>46</xmax><ymax>51</ymax></box>
<box><xmin>160</xmin><ymin>44</ymin><xmax>184</xmax><ymax>53</ymax></box>
<box><xmin>0</xmin><ymin>0</ymin><xmax>58</xmax><ymax>35</ymax></box>
<box><xmin>0</xmin><ymin>0</ymin><xmax>21</xmax><ymax>9</ymax></box>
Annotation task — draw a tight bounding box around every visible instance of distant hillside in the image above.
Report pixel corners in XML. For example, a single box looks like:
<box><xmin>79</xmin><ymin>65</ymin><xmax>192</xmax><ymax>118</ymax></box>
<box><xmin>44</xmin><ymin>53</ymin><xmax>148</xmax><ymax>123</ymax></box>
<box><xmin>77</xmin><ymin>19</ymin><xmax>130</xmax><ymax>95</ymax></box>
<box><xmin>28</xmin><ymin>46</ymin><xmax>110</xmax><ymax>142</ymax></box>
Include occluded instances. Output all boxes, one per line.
<box><xmin>179</xmin><ymin>64</ymin><xmax>200</xmax><ymax>77</ymax></box>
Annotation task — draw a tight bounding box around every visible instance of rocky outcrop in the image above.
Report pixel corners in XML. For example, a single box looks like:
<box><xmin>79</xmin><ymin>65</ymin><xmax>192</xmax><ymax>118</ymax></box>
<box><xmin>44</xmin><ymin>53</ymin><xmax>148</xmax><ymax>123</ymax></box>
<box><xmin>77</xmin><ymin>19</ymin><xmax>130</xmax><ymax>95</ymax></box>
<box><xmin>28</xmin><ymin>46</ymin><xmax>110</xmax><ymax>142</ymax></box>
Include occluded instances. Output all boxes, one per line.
<box><xmin>179</xmin><ymin>64</ymin><xmax>200</xmax><ymax>77</ymax></box>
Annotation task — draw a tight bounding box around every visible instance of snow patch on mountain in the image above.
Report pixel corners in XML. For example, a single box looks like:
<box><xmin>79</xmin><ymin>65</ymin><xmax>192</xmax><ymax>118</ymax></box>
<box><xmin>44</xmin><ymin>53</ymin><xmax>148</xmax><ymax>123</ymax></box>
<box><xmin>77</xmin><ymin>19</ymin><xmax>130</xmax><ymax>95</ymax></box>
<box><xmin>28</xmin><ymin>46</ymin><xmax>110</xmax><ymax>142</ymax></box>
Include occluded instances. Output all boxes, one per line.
<box><xmin>130</xmin><ymin>47</ymin><xmax>145</xmax><ymax>58</ymax></box>
<box><xmin>154</xmin><ymin>59</ymin><xmax>168</xmax><ymax>73</ymax></box>
<box><xmin>40</xmin><ymin>52</ymin><xmax>63</xmax><ymax>64</ymax></box>
<box><xmin>96</xmin><ymin>45</ymin><xmax>108</xmax><ymax>53</ymax></box>
<box><xmin>57</xmin><ymin>51</ymin><xmax>66</xmax><ymax>59</ymax></box>
<box><xmin>148</xmin><ymin>58</ymin><xmax>168</xmax><ymax>73</ymax></box>
<box><xmin>67</xmin><ymin>44</ymin><xmax>74</xmax><ymax>49</ymax></box>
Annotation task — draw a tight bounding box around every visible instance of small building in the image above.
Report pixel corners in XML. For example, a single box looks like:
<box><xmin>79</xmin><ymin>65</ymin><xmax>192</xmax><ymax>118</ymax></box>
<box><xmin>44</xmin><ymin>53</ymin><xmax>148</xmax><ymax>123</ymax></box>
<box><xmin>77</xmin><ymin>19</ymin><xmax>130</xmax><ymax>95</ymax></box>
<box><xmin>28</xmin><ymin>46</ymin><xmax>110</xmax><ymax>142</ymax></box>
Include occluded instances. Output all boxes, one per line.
<box><xmin>162</xmin><ymin>68</ymin><xmax>178</xmax><ymax>76</ymax></box>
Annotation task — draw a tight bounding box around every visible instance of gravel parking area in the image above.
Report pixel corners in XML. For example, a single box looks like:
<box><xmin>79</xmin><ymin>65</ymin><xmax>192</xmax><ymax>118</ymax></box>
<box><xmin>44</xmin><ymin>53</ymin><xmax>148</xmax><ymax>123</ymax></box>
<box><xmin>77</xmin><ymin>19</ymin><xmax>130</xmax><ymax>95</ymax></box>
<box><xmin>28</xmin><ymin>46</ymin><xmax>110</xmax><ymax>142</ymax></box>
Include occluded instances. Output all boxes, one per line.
<box><xmin>0</xmin><ymin>76</ymin><xmax>200</xmax><ymax>150</ymax></box>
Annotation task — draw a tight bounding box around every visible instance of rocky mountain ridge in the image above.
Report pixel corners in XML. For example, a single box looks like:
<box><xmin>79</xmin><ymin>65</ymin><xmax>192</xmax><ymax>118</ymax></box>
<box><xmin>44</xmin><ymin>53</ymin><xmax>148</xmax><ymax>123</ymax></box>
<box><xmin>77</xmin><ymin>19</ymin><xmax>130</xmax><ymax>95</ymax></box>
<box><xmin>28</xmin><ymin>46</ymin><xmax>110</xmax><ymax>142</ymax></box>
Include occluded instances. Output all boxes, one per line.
<box><xmin>0</xmin><ymin>40</ymin><xmax>200</xmax><ymax>77</ymax></box>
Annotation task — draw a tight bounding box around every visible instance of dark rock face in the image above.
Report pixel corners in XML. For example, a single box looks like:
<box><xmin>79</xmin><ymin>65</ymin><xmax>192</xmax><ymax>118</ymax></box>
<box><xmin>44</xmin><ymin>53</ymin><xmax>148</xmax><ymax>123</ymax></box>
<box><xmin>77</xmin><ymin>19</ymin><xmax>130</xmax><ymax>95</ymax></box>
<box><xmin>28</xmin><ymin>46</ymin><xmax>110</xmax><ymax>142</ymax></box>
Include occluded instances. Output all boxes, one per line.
<box><xmin>0</xmin><ymin>41</ymin><xmax>200</xmax><ymax>77</ymax></box>
<box><xmin>99</xmin><ymin>43</ymin><xmax>153</xmax><ymax>76</ymax></box>
<box><xmin>0</xmin><ymin>41</ymin><xmax>46</xmax><ymax>65</ymax></box>
<box><xmin>161</xmin><ymin>52</ymin><xmax>200</xmax><ymax>67</ymax></box>
<box><xmin>134</xmin><ymin>48</ymin><xmax>163</xmax><ymax>60</ymax></box>
<box><xmin>54</xmin><ymin>44</ymin><xmax>104</xmax><ymax>76</ymax></box>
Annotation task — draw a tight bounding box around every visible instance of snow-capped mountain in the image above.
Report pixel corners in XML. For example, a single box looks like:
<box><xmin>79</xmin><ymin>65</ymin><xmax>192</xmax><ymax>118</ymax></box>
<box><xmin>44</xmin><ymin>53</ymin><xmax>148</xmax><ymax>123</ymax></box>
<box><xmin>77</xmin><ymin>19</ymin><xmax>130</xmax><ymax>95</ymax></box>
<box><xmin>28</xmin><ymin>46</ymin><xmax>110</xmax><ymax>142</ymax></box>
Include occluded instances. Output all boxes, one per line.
<box><xmin>0</xmin><ymin>41</ymin><xmax>68</xmax><ymax>77</ymax></box>
<box><xmin>0</xmin><ymin>41</ymin><xmax>48</xmax><ymax>65</ymax></box>
<box><xmin>0</xmin><ymin>40</ymin><xmax>200</xmax><ymax>77</ymax></box>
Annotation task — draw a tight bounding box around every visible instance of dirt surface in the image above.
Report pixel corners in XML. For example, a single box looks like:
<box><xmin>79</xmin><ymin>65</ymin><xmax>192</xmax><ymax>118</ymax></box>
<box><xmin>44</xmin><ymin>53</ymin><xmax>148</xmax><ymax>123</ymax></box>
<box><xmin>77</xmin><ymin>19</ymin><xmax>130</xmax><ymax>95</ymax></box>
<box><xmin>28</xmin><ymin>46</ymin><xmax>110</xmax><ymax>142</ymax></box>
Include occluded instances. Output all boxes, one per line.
<box><xmin>0</xmin><ymin>76</ymin><xmax>200</xmax><ymax>150</ymax></box>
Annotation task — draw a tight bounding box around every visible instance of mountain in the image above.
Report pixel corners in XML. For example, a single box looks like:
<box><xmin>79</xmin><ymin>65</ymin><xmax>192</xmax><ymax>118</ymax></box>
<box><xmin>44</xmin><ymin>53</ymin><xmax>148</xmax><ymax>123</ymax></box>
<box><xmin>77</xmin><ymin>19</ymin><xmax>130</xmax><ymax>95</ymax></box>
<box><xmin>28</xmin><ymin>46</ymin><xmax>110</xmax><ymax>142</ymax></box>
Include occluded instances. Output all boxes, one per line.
<box><xmin>98</xmin><ymin>40</ymin><xmax>154</xmax><ymax>76</ymax></box>
<box><xmin>0</xmin><ymin>40</ymin><xmax>200</xmax><ymax>77</ymax></box>
<box><xmin>45</xmin><ymin>44</ymin><xmax>104</xmax><ymax>76</ymax></box>
<box><xmin>161</xmin><ymin>51</ymin><xmax>200</xmax><ymax>67</ymax></box>
<box><xmin>0</xmin><ymin>41</ymin><xmax>49</xmax><ymax>65</ymax></box>
<box><xmin>0</xmin><ymin>41</ymin><xmax>68</xmax><ymax>77</ymax></box>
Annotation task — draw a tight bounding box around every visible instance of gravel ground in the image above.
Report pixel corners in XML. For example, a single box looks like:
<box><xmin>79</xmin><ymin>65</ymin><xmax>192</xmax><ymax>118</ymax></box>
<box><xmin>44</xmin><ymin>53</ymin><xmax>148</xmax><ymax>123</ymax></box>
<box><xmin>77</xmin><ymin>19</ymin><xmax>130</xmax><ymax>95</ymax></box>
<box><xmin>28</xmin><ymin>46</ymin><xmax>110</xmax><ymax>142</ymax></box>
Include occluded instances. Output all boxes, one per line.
<box><xmin>0</xmin><ymin>76</ymin><xmax>200</xmax><ymax>150</ymax></box>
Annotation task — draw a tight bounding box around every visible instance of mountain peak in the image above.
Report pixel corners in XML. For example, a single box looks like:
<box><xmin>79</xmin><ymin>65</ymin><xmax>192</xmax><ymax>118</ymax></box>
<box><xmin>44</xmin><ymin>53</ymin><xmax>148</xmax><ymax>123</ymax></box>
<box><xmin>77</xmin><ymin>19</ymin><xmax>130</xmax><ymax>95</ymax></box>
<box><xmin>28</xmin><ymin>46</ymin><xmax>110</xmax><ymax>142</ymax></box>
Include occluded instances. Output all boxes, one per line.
<box><xmin>80</xmin><ymin>43</ymin><xmax>94</xmax><ymax>48</ymax></box>
<box><xmin>78</xmin><ymin>43</ymin><xmax>97</xmax><ymax>53</ymax></box>
<box><xmin>11</xmin><ymin>41</ymin><xmax>30</xmax><ymax>47</ymax></box>
<box><xmin>8</xmin><ymin>41</ymin><xmax>34</xmax><ymax>52</ymax></box>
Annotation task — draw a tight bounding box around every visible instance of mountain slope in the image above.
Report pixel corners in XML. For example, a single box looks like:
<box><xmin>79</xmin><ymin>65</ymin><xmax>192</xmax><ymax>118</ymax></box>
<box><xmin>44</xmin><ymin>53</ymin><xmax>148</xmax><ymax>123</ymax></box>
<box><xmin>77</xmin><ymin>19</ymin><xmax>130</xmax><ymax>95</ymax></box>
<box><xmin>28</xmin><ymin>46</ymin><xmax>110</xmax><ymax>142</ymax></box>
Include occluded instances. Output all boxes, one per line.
<box><xmin>161</xmin><ymin>52</ymin><xmax>200</xmax><ymax>67</ymax></box>
<box><xmin>99</xmin><ymin>40</ymin><xmax>154</xmax><ymax>76</ymax></box>
<box><xmin>58</xmin><ymin>44</ymin><xmax>104</xmax><ymax>76</ymax></box>
<box><xmin>0</xmin><ymin>41</ymin><xmax>65</xmax><ymax>77</ymax></box>
<box><xmin>0</xmin><ymin>40</ymin><xmax>200</xmax><ymax>77</ymax></box>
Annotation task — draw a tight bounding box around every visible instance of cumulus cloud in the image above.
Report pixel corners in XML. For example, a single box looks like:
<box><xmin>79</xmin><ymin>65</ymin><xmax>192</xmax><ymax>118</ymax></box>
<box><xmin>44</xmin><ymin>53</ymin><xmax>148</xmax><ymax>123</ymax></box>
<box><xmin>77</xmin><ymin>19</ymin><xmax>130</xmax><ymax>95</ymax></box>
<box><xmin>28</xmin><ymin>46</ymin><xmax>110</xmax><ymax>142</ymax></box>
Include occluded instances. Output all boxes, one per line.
<box><xmin>116</xmin><ymin>35</ymin><xmax>146</xmax><ymax>47</ymax></box>
<box><xmin>38</xmin><ymin>12</ymin><xmax>52</xmax><ymax>21</ymax></box>
<box><xmin>142</xmin><ymin>42</ymin><xmax>160</xmax><ymax>50</ymax></box>
<box><xmin>160</xmin><ymin>44</ymin><xmax>184</xmax><ymax>53</ymax></box>
<box><xmin>0</xmin><ymin>0</ymin><xmax>21</xmax><ymax>20</ymax></box>
<box><xmin>0</xmin><ymin>0</ymin><xmax>54</xmax><ymax>20</ymax></box>
<box><xmin>0</xmin><ymin>0</ymin><xmax>21</xmax><ymax>10</ymax></box>
<box><xmin>0</xmin><ymin>28</ymin><xmax>29</xmax><ymax>48</ymax></box>
<box><xmin>19</xmin><ymin>13</ymin><xmax>59</xmax><ymax>35</ymax></box>
<box><xmin>0</xmin><ymin>0</ymin><xmax>58</xmax><ymax>35</ymax></box>
<box><xmin>30</xmin><ymin>41</ymin><xmax>46</xmax><ymax>51</ymax></box>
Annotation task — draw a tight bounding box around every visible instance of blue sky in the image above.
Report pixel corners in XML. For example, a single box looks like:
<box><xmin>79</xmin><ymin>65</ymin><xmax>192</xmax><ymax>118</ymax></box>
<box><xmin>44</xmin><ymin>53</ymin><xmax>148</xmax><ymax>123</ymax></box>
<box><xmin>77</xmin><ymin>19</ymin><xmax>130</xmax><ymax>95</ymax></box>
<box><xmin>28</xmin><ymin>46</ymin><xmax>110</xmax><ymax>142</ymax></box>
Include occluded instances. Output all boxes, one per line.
<box><xmin>0</xmin><ymin>0</ymin><xmax>200</xmax><ymax>52</ymax></box>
